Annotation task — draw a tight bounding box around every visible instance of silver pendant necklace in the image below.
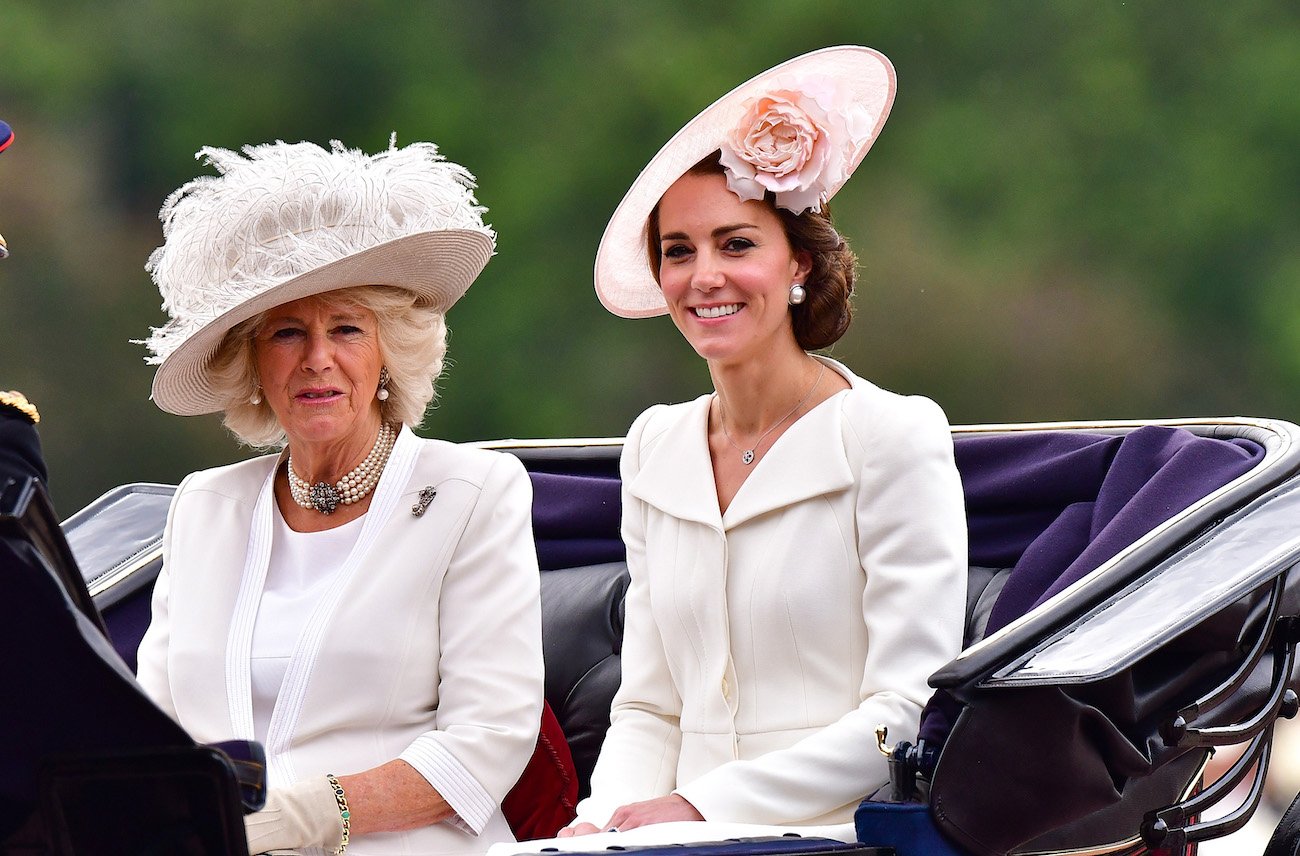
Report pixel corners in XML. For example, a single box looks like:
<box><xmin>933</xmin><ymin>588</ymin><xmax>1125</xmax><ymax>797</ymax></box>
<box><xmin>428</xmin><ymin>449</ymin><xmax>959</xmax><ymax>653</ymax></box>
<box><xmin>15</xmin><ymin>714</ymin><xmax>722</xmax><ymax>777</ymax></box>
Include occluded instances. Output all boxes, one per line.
<box><xmin>718</xmin><ymin>362</ymin><xmax>826</xmax><ymax>466</ymax></box>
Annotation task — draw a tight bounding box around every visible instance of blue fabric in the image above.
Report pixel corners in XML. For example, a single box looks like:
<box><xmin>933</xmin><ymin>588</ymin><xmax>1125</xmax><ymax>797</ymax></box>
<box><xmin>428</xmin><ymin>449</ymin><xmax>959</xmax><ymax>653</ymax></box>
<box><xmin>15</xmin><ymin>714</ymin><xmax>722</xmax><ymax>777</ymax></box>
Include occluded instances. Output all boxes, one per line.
<box><xmin>854</xmin><ymin>801</ymin><xmax>968</xmax><ymax>856</ymax></box>
<box><xmin>537</xmin><ymin>838</ymin><xmax>879</xmax><ymax>856</ymax></box>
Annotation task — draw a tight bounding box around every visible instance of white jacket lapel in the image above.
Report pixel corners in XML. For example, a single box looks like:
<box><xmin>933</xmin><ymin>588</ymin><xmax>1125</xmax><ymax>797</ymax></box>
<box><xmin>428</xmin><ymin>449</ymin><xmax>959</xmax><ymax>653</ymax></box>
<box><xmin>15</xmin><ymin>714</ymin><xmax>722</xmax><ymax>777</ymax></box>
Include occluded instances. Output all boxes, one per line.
<box><xmin>721</xmin><ymin>393</ymin><xmax>855</xmax><ymax>530</ymax></box>
<box><xmin>628</xmin><ymin>395</ymin><xmax>723</xmax><ymax>530</ymax></box>
<box><xmin>224</xmin><ymin>460</ymin><xmax>280</xmax><ymax>743</ymax></box>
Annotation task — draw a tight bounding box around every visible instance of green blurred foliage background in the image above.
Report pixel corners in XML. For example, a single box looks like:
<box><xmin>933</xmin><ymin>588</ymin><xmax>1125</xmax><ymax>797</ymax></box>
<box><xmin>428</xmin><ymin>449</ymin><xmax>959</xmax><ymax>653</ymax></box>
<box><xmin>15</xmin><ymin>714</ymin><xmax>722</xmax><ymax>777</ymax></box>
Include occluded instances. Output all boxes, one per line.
<box><xmin>1</xmin><ymin>0</ymin><xmax>1297</xmax><ymax>513</ymax></box>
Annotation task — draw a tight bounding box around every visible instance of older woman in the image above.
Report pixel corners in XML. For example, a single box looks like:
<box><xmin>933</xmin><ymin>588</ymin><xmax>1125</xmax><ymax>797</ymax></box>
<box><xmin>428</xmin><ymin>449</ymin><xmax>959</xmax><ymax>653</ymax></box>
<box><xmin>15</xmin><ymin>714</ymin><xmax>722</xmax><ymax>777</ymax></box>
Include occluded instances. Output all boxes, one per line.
<box><xmin>532</xmin><ymin>47</ymin><xmax>968</xmax><ymax>848</ymax></box>
<box><xmin>135</xmin><ymin>139</ymin><xmax>543</xmax><ymax>855</ymax></box>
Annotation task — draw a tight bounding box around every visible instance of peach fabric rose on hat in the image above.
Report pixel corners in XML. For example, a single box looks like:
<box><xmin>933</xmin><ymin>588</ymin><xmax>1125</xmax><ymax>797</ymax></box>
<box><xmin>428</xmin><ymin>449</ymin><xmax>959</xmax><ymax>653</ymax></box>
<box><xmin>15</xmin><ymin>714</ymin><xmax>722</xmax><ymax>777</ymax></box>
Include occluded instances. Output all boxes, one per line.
<box><xmin>719</xmin><ymin>73</ymin><xmax>874</xmax><ymax>214</ymax></box>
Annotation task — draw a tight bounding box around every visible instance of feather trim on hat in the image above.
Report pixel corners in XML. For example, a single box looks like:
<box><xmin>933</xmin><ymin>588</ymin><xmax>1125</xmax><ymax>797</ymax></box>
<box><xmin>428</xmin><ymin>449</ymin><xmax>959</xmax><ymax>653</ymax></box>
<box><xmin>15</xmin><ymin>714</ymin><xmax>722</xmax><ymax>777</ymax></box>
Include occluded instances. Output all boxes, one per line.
<box><xmin>142</xmin><ymin>137</ymin><xmax>495</xmax><ymax>365</ymax></box>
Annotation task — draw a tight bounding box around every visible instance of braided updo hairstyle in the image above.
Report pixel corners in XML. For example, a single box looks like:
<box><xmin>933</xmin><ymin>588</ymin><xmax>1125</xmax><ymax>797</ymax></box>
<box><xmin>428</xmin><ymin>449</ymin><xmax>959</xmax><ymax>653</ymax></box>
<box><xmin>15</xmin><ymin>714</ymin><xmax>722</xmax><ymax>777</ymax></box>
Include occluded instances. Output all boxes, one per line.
<box><xmin>646</xmin><ymin>151</ymin><xmax>858</xmax><ymax>351</ymax></box>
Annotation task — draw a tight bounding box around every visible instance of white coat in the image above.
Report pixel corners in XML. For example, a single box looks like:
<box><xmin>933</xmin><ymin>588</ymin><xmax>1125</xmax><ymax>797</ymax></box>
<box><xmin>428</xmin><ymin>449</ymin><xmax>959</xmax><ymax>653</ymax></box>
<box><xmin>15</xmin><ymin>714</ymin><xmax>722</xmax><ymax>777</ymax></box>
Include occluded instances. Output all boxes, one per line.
<box><xmin>137</xmin><ymin>427</ymin><xmax>544</xmax><ymax>856</ymax></box>
<box><xmin>576</xmin><ymin>358</ymin><xmax>968</xmax><ymax>830</ymax></box>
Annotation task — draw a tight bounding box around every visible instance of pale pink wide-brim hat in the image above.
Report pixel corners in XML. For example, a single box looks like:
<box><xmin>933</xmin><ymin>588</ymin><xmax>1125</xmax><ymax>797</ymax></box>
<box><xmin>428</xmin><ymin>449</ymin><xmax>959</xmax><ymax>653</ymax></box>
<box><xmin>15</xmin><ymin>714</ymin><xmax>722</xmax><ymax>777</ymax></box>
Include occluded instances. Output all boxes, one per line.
<box><xmin>142</xmin><ymin>138</ymin><xmax>495</xmax><ymax>416</ymax></box>
<box><xmin>594</xmin><ymin>45</ymin><xmax>896</xmax><ymax>319</ymax></box>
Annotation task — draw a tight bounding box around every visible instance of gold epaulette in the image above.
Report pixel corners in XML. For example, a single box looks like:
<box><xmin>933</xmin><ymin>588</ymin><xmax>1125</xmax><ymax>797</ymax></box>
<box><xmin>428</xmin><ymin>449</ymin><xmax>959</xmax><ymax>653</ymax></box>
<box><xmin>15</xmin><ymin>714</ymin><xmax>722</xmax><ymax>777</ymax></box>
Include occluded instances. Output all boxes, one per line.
<box><xmin>0</xmin><ymin>390</ymin><xmax>40</xmax><ymax>424</ymax></box>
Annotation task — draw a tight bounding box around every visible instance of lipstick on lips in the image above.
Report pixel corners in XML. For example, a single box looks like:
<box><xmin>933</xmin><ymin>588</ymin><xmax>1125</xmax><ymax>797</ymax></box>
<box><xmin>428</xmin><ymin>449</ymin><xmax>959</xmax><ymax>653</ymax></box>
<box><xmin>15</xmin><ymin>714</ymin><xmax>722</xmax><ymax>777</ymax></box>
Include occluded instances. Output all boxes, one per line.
<box><xmin>296</xmin><ymin>387</ymin><xmax>344</xmax><ymax>403</ymax></box>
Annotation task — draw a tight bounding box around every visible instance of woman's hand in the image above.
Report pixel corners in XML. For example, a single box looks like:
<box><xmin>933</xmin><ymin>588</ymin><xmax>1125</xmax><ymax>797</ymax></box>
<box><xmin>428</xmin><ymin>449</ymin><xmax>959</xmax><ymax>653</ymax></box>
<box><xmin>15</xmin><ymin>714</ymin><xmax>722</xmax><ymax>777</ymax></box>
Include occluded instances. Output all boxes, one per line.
<box><xmin>603</xmin><ymin>794</ymin><xmax>704</xmax><ymax>831</ymax></box>
<box><xmin>559</xmin><ymin>795</ymin><xmax>703</xmax><ymax>838</ymax></box>
<box><xmin>557</xmin><ymin>822</ymin><xmax>602</xmax><ymax>837</ymax></box>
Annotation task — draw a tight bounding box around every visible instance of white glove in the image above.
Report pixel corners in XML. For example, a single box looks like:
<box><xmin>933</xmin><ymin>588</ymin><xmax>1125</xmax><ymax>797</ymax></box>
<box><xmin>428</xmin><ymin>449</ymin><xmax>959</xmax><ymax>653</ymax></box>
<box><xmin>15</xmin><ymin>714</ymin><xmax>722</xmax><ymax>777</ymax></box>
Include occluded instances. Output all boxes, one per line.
<box><xmin>244</xmin><ymin>776</ymin><xmax>346</xmax><ymax>855</ymax></box>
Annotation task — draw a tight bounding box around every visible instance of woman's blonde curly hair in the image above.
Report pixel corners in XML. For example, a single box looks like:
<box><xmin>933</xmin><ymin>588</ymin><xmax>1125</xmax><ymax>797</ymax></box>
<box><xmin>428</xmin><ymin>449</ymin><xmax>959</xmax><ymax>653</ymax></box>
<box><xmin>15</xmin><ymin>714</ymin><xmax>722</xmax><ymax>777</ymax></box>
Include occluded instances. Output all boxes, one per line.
<box><xmin>208</xmin><ymin>285</ymin><xmax>447</xmax><ymax>448</ymax></box>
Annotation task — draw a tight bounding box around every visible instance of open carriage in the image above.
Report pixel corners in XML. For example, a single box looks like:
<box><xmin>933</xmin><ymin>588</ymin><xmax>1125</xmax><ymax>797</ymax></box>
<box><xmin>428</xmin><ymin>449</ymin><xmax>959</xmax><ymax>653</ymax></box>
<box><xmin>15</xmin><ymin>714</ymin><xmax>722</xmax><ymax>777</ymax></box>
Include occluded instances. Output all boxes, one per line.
<box><xmin>4</xmin><ymin>416</ymin><xmax>1300</xmax><ymax>855</ymax></box>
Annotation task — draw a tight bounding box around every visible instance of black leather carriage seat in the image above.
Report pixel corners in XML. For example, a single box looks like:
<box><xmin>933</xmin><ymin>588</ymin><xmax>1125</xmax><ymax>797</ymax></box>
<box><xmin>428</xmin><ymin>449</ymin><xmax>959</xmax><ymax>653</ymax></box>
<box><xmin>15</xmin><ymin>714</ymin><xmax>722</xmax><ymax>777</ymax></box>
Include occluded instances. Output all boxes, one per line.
<box><xmin>528</xmin><ymin>471</ymin><xmax>627</xmax><ymax>797</ymax></box>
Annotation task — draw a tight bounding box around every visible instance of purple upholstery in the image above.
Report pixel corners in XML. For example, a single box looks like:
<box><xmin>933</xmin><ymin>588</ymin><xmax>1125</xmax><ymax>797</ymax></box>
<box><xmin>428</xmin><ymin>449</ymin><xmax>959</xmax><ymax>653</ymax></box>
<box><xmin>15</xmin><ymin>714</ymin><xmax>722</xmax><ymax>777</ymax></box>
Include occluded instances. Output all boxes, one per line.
<box><xmin>918</xmin><ymin>425</ymin><xmax>1264</xmax><ymax>745</ymax></box>
<box><xmin>529</xmin><ymin>472</ymin><xmax>624</xmax><ymax>571</ymax></box>
<box><xmin>108</xmin><ymin>584</ymin><xmax>153</xmax><ymax>673</ymax></box>
<box><xmin>959</xmin><ymin>426</ymin><xmax>1263</xmax><ymax>633</ymax></box>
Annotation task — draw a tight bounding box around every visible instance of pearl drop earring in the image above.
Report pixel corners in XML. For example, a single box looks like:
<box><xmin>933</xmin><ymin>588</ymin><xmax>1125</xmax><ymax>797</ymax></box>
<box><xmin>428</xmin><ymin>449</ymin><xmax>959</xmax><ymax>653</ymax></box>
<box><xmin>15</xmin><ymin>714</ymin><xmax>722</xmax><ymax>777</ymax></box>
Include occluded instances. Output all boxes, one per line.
<box><xmin>377</xmin><ymin>367</ymin><xmax>391</xmax><ymax>401</ymax></box>
<box><xmin>788</xmin><ymin>283</ymin><xmax>807</xmax><ymax>305</ymax></box>
<box><xmin>249</xmin><ymin>387</ymin><xmax>262</xmax><ymax>405</ymax></box>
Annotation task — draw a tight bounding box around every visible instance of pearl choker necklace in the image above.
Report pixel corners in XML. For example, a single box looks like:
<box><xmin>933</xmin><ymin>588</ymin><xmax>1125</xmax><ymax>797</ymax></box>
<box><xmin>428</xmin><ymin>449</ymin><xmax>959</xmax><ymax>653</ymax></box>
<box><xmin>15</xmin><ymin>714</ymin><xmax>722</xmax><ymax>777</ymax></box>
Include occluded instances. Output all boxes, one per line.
<box><xmin>287</xmin><ymin>422</ymin><xmax>397</xmax><ymax>514</ymax></box>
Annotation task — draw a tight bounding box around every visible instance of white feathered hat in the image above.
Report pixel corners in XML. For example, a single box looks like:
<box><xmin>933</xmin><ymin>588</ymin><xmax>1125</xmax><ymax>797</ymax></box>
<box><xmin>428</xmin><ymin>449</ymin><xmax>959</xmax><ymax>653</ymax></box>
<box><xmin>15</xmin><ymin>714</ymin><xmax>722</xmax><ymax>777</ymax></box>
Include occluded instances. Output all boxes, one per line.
<box><xmin>142</xmin><ymin>137</ymin><xmax>496</xmax><ymax>416</ymax></box>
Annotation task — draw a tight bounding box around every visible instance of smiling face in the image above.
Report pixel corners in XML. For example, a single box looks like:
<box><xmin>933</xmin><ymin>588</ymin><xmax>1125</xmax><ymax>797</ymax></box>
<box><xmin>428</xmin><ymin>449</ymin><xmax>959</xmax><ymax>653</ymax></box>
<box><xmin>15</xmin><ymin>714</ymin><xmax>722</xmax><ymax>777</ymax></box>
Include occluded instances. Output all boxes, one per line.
<box><xmin>655</xmin><ymin>170</ymin><xmax>811</xmax><ymax>366</ymax></box>
<box><xmin>252</xmin><ymin>294</ymin><xmax>384</xmax><ymax>451</ymax></box>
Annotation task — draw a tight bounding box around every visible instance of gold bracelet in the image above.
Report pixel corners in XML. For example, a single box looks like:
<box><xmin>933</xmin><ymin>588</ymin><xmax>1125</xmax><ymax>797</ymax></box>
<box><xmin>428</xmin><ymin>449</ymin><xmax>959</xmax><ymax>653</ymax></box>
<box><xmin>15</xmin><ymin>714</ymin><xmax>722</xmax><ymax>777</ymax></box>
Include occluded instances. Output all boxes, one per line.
<box><xmin>326</xmin><ymin>773</ymin><xmax>351</xmax><ymax>854</ymax></box>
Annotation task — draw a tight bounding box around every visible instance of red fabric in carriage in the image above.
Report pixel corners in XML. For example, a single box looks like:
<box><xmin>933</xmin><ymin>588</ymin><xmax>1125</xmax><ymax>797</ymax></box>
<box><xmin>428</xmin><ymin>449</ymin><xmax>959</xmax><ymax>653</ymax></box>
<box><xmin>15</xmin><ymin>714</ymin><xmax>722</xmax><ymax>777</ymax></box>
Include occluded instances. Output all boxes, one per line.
<box><xmin>502</xmin><ymin>701</ymin><xmax>579</xmax><ymax>840</ymax></box>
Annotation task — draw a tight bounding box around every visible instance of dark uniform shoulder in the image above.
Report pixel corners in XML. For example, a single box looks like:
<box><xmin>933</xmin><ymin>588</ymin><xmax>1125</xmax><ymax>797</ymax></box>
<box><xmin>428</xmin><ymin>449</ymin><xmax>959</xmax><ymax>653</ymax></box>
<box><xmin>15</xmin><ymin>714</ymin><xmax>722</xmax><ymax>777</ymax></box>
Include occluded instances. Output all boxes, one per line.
<box><xmin>0</xmin><ymin>390</ymin><xmax>48</xmax><ymax>484</ymax></box>
<box><xmin>0</xmin><ymin>390</ymin><xmax>39</xmax><ymax>425</ymax></box>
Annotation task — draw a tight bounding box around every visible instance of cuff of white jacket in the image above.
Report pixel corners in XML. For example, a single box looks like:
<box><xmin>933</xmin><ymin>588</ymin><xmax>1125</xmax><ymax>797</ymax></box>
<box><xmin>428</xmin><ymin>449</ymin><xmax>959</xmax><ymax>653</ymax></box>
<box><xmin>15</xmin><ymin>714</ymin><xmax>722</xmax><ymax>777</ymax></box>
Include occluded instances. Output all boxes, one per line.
<box><xmin>571</xmin><ymin>796</ymin><xmax>617</xmax><ymax>830</ymax></box>
<box><xmin>400</xmin><ymin>738</ymin><xmax>494</xmax><ymax>835</ymax></box>
<box><xmin>671</xmin><ymin>782</ymin><xmax>720</xmax><ymax>822</ymax></box>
